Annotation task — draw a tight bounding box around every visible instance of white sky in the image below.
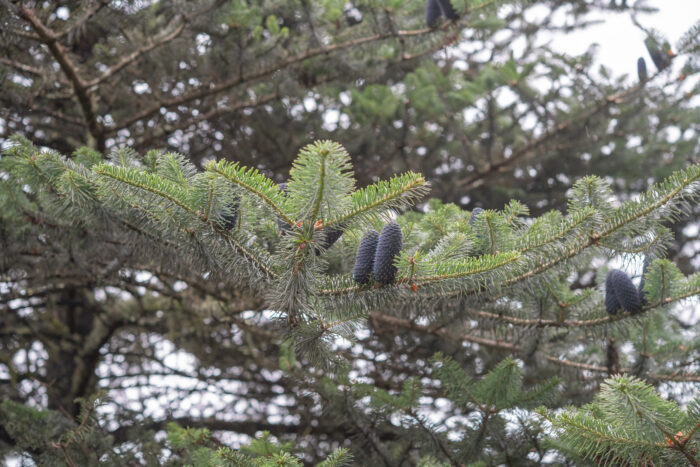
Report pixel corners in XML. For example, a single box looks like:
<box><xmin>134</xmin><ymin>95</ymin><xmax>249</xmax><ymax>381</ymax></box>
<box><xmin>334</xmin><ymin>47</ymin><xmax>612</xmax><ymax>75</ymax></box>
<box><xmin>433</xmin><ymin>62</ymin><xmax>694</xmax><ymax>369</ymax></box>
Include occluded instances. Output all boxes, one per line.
<box><xmin>552</xmin><ymin>1</ymin><xmax>700</xmax><ymax>78</ymax></box>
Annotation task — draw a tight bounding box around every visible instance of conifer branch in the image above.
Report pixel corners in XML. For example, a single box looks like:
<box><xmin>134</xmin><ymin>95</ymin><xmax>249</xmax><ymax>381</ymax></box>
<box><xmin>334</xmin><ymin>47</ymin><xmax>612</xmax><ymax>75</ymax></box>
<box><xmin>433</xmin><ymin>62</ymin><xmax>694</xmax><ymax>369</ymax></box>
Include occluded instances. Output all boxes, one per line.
<box><xmin>317</xmin><ymin>251</ymin><xmax>519</xmax><ymax>296</ymax></box>
<box><xmin>207</xmin><ymin>160</ymin><xmax>295</xmax><ymax>226</ymax></box>
<box><xmin>85</xmin><ymin>15</ymin><xmax>186</xmax><ymax>90</ymax></box>
<box><xmin>107</xmin><ymin>0</ymin><xmax>500</xmax><ymax>134</ymax></box>
<box><xmin>53</xmin><ymin>0</ymin><xmax>110</xmax><ymax>40</ymax></box>
<box><xmin>95</xmin><ymin>164</ymin><xmax>191</xmax><ymax>212</ymax></box>
<box><xmin>462</xmin><ymin>287</ymin><xmax>700</xmax><ymax>328</ymax></box>
<box><xmin>370</xmin><ymin>312</ymin><xmax>700</xmax><ymax>382</ymax></box>
<box><xmin>0</xmin><ymin>56</ymin><xmax>43</xmax><ymax>76</ymax></box>
<box><xmin>16</xmin><ymin>4</ymin><xmax>103</xmax><ymax>148</ymax></box>
<box><xmin>95</xmin><ymin>164</ymin><xmax>278</xmax><ymax>278</ymax></box>
<box><xmin>325</xmin><ymin>173</ymin><xmax>429</xmax><ymax>228</ymax></box>
<box><xmin>309</xmin><ymin>146</ymin><xmax>327</xmax><ymax>222</ymax></box>
<box><xmin>480</xmin><ymin>165</ymin><xmax>700</xmax><ymax>293</ymax></box>
<box><xmin>456</xmin><ymin>64</ymin><xmax>675</xmax><ymax>191</ymax></box>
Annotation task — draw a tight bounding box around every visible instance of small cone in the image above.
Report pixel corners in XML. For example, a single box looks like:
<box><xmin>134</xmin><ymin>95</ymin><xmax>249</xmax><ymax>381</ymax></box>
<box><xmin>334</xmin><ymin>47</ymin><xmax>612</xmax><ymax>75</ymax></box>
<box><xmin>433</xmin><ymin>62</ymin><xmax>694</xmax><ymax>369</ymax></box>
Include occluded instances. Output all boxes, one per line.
<box><xmin>607</xmin><ymin>269</ymin><xmax>642</xmax><ymax>314</ymax></box>
<box><xmin>373</xmin><ymin>222</ymin><xmax>403</xmax><ymax>284</ymax></box>
<box><xmin>637</xmin><ymin>57</ymin><xmax>648</xmax><ymax>82</ymax></box>
<box><xmin>353</xmin><ymin>230</ymin><xmax>379</xmax><ymax>284</ymax></box>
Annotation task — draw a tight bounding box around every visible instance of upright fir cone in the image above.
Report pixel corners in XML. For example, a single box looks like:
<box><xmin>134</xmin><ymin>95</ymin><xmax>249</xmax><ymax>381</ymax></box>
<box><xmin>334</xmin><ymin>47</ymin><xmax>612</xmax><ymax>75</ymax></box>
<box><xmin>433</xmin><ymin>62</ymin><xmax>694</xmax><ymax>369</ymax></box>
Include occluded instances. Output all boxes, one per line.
<box><xmin>637</xmin><ymin>57</ymin><xmax>648</xmax><ymax>82</ymax></box>
<box><xmin>605</xmin><ymin>269</ymin><xmax>642</xmax><ymax>315</ymax></box>
<box><xmin>468</xmin><ymin>207</ymin><xmax>484</xmax><ymax>227</ymax></box>
<box><xmin>426</xmin><ymin>0</ymin><xmax>458</xmax><ymax>27</ymax></box>
<box><xmin>373</xmin><ymin>222</ymin><xmax>403</xmax><ymax>284</ymax></box>
<box><xmin>426</xmin><ymin>0</ymin><xmax>441</xmax><ymax>27</ymax></box>
<box><xmin>645</xmin><ymin>37</ymin><xmax>671</xmax><ymax>72</ymax></box>
<box><xmin>315</xmin><ymin>226</ymin><xmax>345</xmax><ymax>255</ymax></box>
<box><xmin>221</xmin><ymin>201</ymin><xmax>239</xmax><ymax>230</ymax></box>
<box><xmin>353</xmin><ymin>230</ymin><xmax>379</xmax><ymax>284</ymax></box>
<box><xmin>469</xmin><ymin>207</ymin><xmax>486</xmax><ymax>255</ymax></box>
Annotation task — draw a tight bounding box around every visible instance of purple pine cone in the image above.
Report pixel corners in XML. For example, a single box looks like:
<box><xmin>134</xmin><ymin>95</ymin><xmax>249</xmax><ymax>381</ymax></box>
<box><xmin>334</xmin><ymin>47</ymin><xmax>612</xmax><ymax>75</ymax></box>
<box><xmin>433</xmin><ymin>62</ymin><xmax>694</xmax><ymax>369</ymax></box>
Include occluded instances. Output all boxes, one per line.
<box><xmin>353</xmin><ymin>230</ymin><xmax>379</xmax><ymax>284</ymax></box>
<box><xmin>221</xmin><ymin>201</ymin><xmax>239</xmax><ymax>230</ymax></box>
<box><xmin>469</xmin><ymin>207</ymin><xmax>484</xmax><ymax>228</ymax></box>
<box><xmin>315</xmin><ymin>226</ymin><xmax>345</xmax><ymax>256</ymax></box>
<box><xmin>373</xmin><ymin>222</ymin><xmax>403</xmax><ymax>284</ymax></box>
<box><xmin>605</xmin><ymin>271</ymin><xmax>621</xmax><ymax>315</ymax></box>
<box><xmin>436</xmin><ymin>0</ymin><xmax>459</xmax><ymax>20</ymax></box>
<box><xmin>637</xmin><ymin>57</ymin><xmax>648</xmax><ymax>82</ymax></box>
<box><xmin>606</xmin><ymin>269</ymin><xmax>642</xmax><ymax>315</ymax></box>
<box><xmin>426</xmin><ymin>0</ymin><xmax>441</xmax><ymax>27</ymax></box>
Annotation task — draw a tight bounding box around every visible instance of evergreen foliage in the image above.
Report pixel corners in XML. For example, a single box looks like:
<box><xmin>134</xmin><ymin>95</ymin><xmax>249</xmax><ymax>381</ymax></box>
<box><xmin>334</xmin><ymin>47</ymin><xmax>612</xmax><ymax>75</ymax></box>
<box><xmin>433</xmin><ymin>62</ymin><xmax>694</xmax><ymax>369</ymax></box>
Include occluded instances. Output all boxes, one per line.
<box><xmin>539</xmin><ymin>375</ymin><xmax>700</xmax><ymax>466</ymax></box>
<box><xmin>1</xmin><ymin>1</ymin><xmax>700</xmax><ymax>465</ymax></box>
<box><xmin>3</xmin><ymin>134</ymin><xmax>700</xmax><ymax>463</ymax></box>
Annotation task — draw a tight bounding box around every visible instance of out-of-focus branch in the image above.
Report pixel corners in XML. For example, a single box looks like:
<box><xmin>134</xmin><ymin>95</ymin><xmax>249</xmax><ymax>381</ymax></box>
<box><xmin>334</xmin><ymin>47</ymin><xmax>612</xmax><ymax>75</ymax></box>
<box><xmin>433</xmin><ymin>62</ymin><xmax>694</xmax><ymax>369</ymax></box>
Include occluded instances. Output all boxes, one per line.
<box><xmin>16</xmin><ymin>4</ymin><xmax>103</xmax><ymax>149</ymax></box>
<box><xmin>85</xmin><ymin>14</ymin><xmax>186</xmax><ymax>90</ymax></box>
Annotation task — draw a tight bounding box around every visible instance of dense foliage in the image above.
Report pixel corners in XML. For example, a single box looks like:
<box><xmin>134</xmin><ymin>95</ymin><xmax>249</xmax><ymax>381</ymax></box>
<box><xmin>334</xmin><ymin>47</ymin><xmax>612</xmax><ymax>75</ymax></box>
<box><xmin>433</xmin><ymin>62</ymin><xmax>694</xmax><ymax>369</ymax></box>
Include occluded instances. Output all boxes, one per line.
<box><xmin>1</xmin><ymin>0</ymin><xmax>700</xmax><ymax>465</ymax></box>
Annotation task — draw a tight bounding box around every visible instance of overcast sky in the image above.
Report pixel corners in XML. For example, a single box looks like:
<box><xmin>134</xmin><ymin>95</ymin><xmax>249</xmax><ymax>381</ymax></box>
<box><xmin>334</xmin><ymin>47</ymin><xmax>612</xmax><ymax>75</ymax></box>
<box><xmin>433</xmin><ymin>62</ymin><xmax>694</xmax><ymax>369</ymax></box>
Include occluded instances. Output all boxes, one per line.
<box><xmin>553</xmin><ymin>1</ymin><xmax>700</xmax><ymax>78</ymax></box>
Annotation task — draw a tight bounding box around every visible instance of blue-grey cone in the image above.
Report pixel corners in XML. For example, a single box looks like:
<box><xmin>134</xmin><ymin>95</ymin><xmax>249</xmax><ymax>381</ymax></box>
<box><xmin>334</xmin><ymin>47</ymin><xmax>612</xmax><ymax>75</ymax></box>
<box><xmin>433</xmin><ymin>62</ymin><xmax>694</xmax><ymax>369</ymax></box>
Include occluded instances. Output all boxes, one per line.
<box><xmin>607</xmin><ymin>269</ymin><xmax>642</xmax><ymax>314</ymax></box>
<box><xmin>373</xmin><ymin>222</ymin><xmax>403</xmax><ymax>284</ymax></box>
<box><xmin>220</xmin><ymin>199</ymin><xmax>239</xmax><ymax>230</ymax></box>
<box><xmin>221</xmin><ymin>209</ymin><xmax>238</xmax><ymax>230</ymax></box>
<box><xmin>645</xmin><ymin>38</ymin><xmax>670</xmax><ymax>72</ymax></box>
<box><xmin>605</xmin><ymin>271</ymin><xmax>621</xmax><ymax>315</ymax></box>
<box><xmin>637</xmin><ymin>57</ymin><xmax>648</xmax><ymax>82</ymax></box>
<box><xmin>469</xmin><ymin>207</ymin><xmax>484</xmax><ymax>227</ymax></box>
<box><xmin>426</xmin><ymin>0</ymin><xmax>441</xmax><ymax>27</ymax></box>
<box><xmin>436</xmin><ymin>0</ymin><xmax>459</xmax><ymax>20</ymax></box>
<box><xmin>469</xmin><ymin>207</ymin><xmax>486</xmax><ymax>255</ymax></box>
<box><xmin>353</xmin><ymin>230</ymin><xmax>379</xmax><ymax>284</ymax></box>
<box><xmin>315</xmin><ymin>226</ymin><xmax>345</xmax><ymax>255</ymax></box>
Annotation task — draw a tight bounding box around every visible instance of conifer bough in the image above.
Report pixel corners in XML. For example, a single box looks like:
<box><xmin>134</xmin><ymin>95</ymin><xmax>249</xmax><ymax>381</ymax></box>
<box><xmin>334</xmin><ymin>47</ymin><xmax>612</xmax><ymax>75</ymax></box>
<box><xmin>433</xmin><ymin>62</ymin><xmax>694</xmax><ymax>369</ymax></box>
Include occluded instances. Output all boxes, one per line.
<box><xmin>373</xmin><ymin>222</ymin><xmax>403</xmax><ymax>284</ymax></box>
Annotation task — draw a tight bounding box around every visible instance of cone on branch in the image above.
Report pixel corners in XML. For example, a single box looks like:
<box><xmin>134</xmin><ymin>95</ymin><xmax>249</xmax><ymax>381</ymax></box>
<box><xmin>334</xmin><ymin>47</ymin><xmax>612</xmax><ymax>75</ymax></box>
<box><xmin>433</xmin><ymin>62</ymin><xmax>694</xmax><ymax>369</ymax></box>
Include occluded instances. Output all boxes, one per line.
<box><xmin>373</xmin><ymin>222</ymin><xmax>403</xmax><ymax>284</ymax></box>
<box><xmin>605</xmin><ymin>269</ymin><xmax>642</xmax><ymax>315</ymax></box>
<box><xmin>637</xmin><ymin>57</ymin><xmax>648</xmax><ymax>82</ymax></box>
<box><xmin>315</xmin><ymin>226</ymin><xmax>345</xmax><ymax>255</ymax></box>
<box><xmin>645</xmin><ymin>36</ymin><xmax>672</xmax><ymax>72</ymax></box>
<box><xmin>426</xmin><ymin>0</ymin><xmax>459</xmax><ymax>27</ymax></box>
<box><xmin>353</xmin><ymin>230</ymin><xmax>379</xmax><ymax>284</ymax></box>
<box><xmin>221</xmin><ymin>202</ymin><xmax>239</xmax><ymax>230</ymax></box>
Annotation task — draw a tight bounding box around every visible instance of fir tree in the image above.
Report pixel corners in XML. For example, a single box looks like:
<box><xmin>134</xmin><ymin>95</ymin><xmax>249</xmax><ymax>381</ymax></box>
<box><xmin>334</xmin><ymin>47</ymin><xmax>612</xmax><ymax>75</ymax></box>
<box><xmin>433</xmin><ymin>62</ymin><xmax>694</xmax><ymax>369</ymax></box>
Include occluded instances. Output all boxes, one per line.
<box><xmin>1</xmin><ymin>1</ymin><xmax>700</xmax><ymax>465</ymax></box>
